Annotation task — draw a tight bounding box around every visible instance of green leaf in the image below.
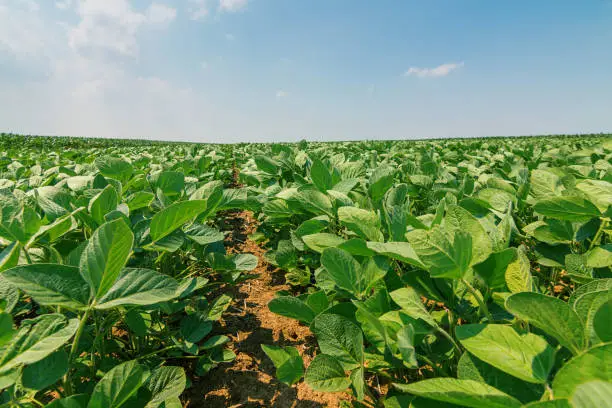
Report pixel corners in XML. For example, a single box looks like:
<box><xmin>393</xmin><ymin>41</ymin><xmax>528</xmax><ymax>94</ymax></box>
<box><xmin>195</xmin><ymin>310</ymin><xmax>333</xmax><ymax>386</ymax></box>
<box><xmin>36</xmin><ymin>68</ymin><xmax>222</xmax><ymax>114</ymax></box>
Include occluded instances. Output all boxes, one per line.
<box><xmin>254</xmin><ymin>155</ymin><xmax>278</xmax><ymax>174</ymax></box>
<box><xmin>89</xmin><ymin>185</ymin><xmax>119</xmax><ymax>226</ymax></box>
<box><xmin>321</xmin><ymin>247</ymin><xmax>363</xmax><ymax>296</ymax></box>
<box><xmin>366</xmin><ymin>241</ymin><xmax>424</xmax><ymax>268</ymax></box>
<box><xmin>0</xmin><ymin>242</ymin><xmax>20</xmax><ymax>273</ymax></box>
<box><xmin>95</xmin><ymin>157</ymin><xmax>133</xmax><ymax>183</ymax></box>
<box><xmin>593</xmin><ymin>300</ymin><xmax>612</xmax><ymax>342</ymax></box>
<box><xmin>473</xmin><ymin>248</ymin><xmax>517</xmax><ymax>290</ymax></box>
<box><xmin>393</xmin><ymin>378</ymin><xmax>521</xmax><ymax>408</ymax></box>
<box><xmin>586</xmin><ymin>245</ymin><xmax>612</xmax><ymax>268</ymax></box>
<box><xmin>444</xmin><ymin>205</ymin><xmax>493</xmax><ymax>265</ymax></box>
<box><xmin>573</xmin><ymin>289</ymin><xmax>611</xmax><ymax>344</ymax></box>
<box><xmin>80</xmin><ymin>219</ymin><xmax>134</xmax><ymax>299</ymax></box>
<box><xmin>88</xmin><ymin>360</ymin><xmax>150</xmax><ymax>408</ymax></box>
<box><xmin>338</xmin><ymin>206</ymin><xmax>384</xmax><ymax>242</ymax></box>
<box><xmin>389</xmin><ymin>287</ymin><xmax>437</xmax><ymax>328</ymax></box>
<box><xmin>304</xmin><ymin>354</ymin><xmax>351</xmax><ymax>392</ymax></box>
<box><xmin>2</xmin><ymin>264</ymin><xmax>90</xmax><ymax>309</ymax></box>
<box><xmin>534</xmin><ymin>197</ymin><xmax>601</xmax><ymax>222</ymax></box>
<box><xmin>46</xmin><ymin>394</ymin><xmax>90</xmax><ymax>408</ymax></box>
<box><xmin>261</xmin><ymin>345</ymin><xmax>304</xmax><ymax>385</ymax></box>
<box><xmin>206</xmin><ymin>294</ymin><xmax>232</xmax><ymax>321</ymax></box>
<box><xmin>302</xmin><ymin>233</ymin><xmax>345</xmax><ymax>253</ymax></box>
<box><xmin>576</xmin><ymin>179</ymin><xmax>612</xmax><ymax>212</ymax></box>
<box><xmin>184</xmin><ymin>224</ymin><xmax>224</xmax><ymax>245</ymax></box>
<box><xmin>505</xmin><ymin>292</ymin><xmax>586</xmax><ymax>354</ymax></box>
<box><xmin>552</xmin><ymin>343</ymin><xmax>612</xmax><ymax>398</ymax></box>
<box><xmin>458</xmin><ymin>353</ymin><xmax>544</xmax><ymax>404</ymax></box>
<box><xmin>149</xmin><ymin>200</ymin><xmax>208</xmax><ymax>243</ymax></box>
<box><xmin>268</xmin><ymin>296</ymin><xmax>316</xmax><ymax>324</ymax></box>
<box><xmin>0</xmin><ymin>314</ymin><xmax>78</xmax><ymax>375</ymax></box>
<box><xmin>456</xmin><ymin>324</ymin><xmax>554</xmax><ymax>384</ymax></box>
<box><xmin>145</xmin><ymin>366</ymin><xmax>186</xmax><ymax>408</ymax></box>
<box><xmin>95</xmin><ymin>268</ymin><xmax>178</xmax><ymax>310</ymax></box>
<box><xmin>397</xmin><ymin>324</ymin><xmax>418</xmax><ymax>367</ymax></box>
<box><xmin>571</xmin><ymin>381</ymin><xmax>612</xmax><ymax>408</ymax></box>
<box><xmin>406</xmin><ymin>228</ymin><xmax>472</xmax><ymax>279</ymax></box>
<box><xmin>310</xmin><ymin>159</ymin><xmax>333</xmax><ymax>192</ymax></box>
<box><xmin>180</xmin><ymin>313</ymin><xmax>212</xmax><ymax>343</ymax></box>
<box><xmin>311</xmin><ymin>313</ymin><xmax>364</xmax><ymax>370</ymax></box>
<box><xmin>0</xmin><ymin>313</ymin><xmax>14</xmax><ymax>347</ymax></box>
<box><xmin>505</xmin><ymin>246</ymin><xmax>533</xmax><ymax>293</ymax></box>
<box><xmin>21</xmin><ymin>349</ymin><xmax>69</xmax><ymax>391</ymax></box>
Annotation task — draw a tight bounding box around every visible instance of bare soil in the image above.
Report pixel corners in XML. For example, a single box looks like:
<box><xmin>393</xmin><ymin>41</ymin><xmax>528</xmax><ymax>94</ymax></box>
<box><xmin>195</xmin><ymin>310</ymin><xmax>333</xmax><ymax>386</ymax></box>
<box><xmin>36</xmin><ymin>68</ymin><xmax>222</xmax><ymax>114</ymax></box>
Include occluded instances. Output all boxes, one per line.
<box><xmin>183</xmin><ymin>210</ymin><xmax>350</xmax><ymax>408</ymax></box>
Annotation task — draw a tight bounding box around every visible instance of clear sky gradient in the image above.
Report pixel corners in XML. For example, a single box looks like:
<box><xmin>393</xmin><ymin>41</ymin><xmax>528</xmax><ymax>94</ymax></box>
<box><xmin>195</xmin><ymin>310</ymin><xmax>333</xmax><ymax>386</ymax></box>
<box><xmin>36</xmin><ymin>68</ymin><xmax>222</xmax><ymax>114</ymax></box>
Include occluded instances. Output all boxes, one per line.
<box><xmin>1</xmin><ymin>0</ymin><xmax>611</xmax><ymax>143</ymax></box>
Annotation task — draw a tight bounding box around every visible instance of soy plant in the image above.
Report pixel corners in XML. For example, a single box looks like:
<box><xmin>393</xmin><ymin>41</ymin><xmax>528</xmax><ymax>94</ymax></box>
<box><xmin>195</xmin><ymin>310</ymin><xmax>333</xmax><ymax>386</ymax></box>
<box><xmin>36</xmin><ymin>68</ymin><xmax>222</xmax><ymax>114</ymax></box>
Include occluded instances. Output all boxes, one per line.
<box><xmin>0</xmin><ymin>218</ymin><xmax>234</xmax><ymax>407</ymax></box>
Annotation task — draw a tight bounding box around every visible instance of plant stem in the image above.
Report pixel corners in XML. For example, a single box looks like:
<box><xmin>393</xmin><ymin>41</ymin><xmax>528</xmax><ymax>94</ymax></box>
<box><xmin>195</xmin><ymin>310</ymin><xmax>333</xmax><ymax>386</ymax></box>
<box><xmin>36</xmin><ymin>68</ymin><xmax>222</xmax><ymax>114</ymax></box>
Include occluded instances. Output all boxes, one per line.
<box><xmin>135</xmin><ymin>345</ymin><xmax>178</xmax><ymax>361</ymax></box>
<box><xmin>23</xmin><ymin>249</ymin><xmax>33</xmax><ymax>264</ymax></box>
<box><xmin>435</xmin><ymin>326</ymin><xmax>462</xmax><ymax>354</ymax></box>
<box><xmin>63</xmin><ymin>308</ymin><xmax>92</xmax><ymax>395</ymax></box>
<box><xmin>589</xmin><ymin>218</ymin><xmax>609</xmax><ymax>251</ymax></box>
<box><xmin>461</xmin><ymin>278</ymin><xmax>493</xmax><ymax>321</ymax></box>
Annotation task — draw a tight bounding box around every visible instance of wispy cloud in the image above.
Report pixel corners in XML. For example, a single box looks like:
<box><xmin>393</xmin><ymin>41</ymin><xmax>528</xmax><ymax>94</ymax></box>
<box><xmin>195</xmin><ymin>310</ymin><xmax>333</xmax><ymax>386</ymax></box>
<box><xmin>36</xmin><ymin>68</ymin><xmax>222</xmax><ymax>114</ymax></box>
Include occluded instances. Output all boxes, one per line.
<box><xmin>404</xmin><ymin>62</ymin><xmax>464</xmax><ymax>78</ymax></box>
<box><xmin>219</xmin><ymin>0</ymin><xmax>248</xmax><ymax>12</ymax></box>
<box><xmin>276</xmin><ymin>90</ymin><xmax>288</xmax><ymax>98</ymax></box>
<box><xmin>225</xmin><ymin>33</ymin><xmax>235</xmax><ymax>40</ymax></box>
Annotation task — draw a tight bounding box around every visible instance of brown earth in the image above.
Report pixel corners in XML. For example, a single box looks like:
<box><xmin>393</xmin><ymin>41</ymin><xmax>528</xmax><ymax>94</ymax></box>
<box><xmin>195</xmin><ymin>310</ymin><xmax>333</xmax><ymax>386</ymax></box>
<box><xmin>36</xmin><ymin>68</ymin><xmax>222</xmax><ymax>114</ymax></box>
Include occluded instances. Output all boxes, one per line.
<box><xmin>183</xmin><ymin>210</ymin><xmax>351</xmax><ymax>408</ymax></box>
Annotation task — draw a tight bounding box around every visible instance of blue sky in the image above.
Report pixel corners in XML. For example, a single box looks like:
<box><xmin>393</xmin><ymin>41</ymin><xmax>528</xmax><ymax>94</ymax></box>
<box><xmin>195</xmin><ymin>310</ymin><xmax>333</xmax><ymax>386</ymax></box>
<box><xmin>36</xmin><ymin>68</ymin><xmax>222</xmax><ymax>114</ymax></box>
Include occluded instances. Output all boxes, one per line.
<box><xmin>1</xmin><ymin>0</ymin><xmax>611</xmax><ymax>143</ymax></box>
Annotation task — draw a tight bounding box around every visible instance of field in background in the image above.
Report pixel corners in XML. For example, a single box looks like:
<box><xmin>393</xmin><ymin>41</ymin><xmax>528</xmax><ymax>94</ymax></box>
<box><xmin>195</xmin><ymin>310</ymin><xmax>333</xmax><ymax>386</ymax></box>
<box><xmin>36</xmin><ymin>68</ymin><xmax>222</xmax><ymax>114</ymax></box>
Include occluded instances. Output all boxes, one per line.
<box><xmin>0</xmin><ymin>133</ymin><xmax>610</xmax><ymax>407</ymax></box>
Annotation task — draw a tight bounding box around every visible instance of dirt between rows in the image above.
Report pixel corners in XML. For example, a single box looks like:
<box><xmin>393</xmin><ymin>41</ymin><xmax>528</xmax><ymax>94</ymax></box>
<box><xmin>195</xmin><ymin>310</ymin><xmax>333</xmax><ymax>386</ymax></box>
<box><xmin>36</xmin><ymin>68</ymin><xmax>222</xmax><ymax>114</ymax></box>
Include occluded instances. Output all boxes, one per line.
<box><xmin>183</xmin><ymin>210</ymin><xmax>350</xmax><ymax>407</ymax></box>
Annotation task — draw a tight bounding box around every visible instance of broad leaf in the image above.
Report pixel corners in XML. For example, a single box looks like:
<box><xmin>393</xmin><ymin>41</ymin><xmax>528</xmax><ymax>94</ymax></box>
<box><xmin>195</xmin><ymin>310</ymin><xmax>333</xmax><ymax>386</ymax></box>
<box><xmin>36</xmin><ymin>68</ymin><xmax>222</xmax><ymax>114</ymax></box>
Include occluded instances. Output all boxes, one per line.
<box><xmin>268</xmin><ymin>296</ymin><xmax>316</xmax><ymax>324</ymax></box>
<box><xmin>149</xmin><ymin>200</ymin><xmax>208</xmax><ymax>243</ymax></box>
<box><xmin>2</xmin><ymin>264</ymin><xmax>90</xmax><ymax>309</ymax></box>
<box><xmin>304</xmin><ymin>354</ymin><xmax>351</xmax><ymax>392</ymax></box>
<box><xmin>311</xmin><ymin>313</ymin><xmax>364</xmax><ymax>370</ymax></box>
<box><xmin>95</xmin><ymin>268</ymin><xmax>179</xmax><ymax>309</ymax></box>
<box><xmin>80</xmin><ymin>219</ymin><xmax>134</xmax><ymax>299</ymax></box>
<box><xmin>145</xmin><ymin>366</ymin><xmax>186</xmax><ymax>408</ymax></box>
<box><xmin>394</xmin><ymin>378</ymin><xmax>521</xmax><ymax>408</ymax></box>
<box><xmin>505</xmin><ymin>292</ymin><xmax>586</xmax><ymax>354</ymax></box>
<box><xmin>456</xmin><ymin>324</ymin><xmax>554</xmax><ymax>383</ymax></box>
<box><xmin>88</xmin><ymin>360</ymin><xmax>150</xmax><ymax>408</ymax></box>
<box><xmin>261</xmin><ymin>345</ymin><xmax>304</xmax><ymax>385</ymax></box>
<box><xmin>534</xmin><ymin>197</ymin><xmax>601</xmax><ymax>222</ymax></box>
<box><xmin>552</xmin><ymin>342</ymin><xmax>612</xmax><ymax>398</ymax></box>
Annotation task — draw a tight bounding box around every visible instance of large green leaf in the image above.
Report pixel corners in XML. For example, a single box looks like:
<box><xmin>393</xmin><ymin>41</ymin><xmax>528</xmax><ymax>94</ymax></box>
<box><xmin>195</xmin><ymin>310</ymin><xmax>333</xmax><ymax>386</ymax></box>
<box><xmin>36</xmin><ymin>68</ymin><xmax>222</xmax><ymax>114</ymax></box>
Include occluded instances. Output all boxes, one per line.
<box><xmin>406</xmin><ymin>228</ymin><xmax>472</xmax><ymax>279</ymax></box>
<box><xmin>505</xmin><ymin>292</ymin><xmax>586</xmax><ymax>354</ymax></box>
<box><xmin>571</xmin><ymin>381</ymin><xmax>612</xmax><ymax>408</ymax></box>
<box><xmin>149</xmin><ymin>200</ymin><xmax>208</xmax><ymax>243</ymax></box>
<box><xmin>0</xmin><ymin>242</ymin><xmax>20</xmax><ymax>273</ymax></box>
<box><xmin>456</xmin><ymin>324</ymin><xmax>554</xmax><ymax>384</ymax></box>
<box><xmin>88</xmin><ymin>360</ymin><xmax>150</xmax><ymax>408</ymax></box>
<box><xmin>145</xmin><ymin>366</ymin><xmax>186</xmax><ymax>408</ymax></box>
<box><xmin>338</xmin><ymin>206</ymin><xmax>384</xmax><ymax>242</ymax></box>
<box><xmin>552</xmin><ymin>342</ymin><xmax>612</xmax><ymax>398</ymax></box>
<box><xmin>21</xmin><ymin>349</ymin><xmax>69</xmax><ymax>391</ymax></box>
<box><xmin>2</xmin><ymin>264</ymin><xmax>90</xmax><ymax>309</ymax></box>
<box><xmin>302</xmin><ymin>233</ymin><xmax>345</xmax><ymax>253</ymax></box>
<box><xmin>366</xmin><ymin>241</ymin><xmax>424</xmax><ymax>268</ymax></box>
<box><xmin>95</xmin><ymin>268</ymin><xmax>179</xmax><ymax>309</ymax></box>
<box><xmin>389</xmin><ymin>287</ymin><xmax>437</xmax><ymax>328</ymax></box>
<box><xmin>534</xmin><ymin>197</ymin><xmax>601</xmax><ymax>222</ymax></box>
<box><xmin>458</xmin><ymin>353</ymin><xmax>544</xmax><ymax>404</ymax></box>
<box><xmin>310</xmin><ymin>313</ymin><xmax>363</xmax><ymax>370</ymax></box>
<box><xmin>310</xmin><ymin>159</ymin><xmax>333</xmax><ymax>192</ymax></box>
<box><xmin>304</xmin><ymin>354</ymin><xmax>351</xmax><ymax>392</ymax></box>
<box><xmin>0</xmin><ymin>314</ymin><xmax>78</xmax><ymax>375</ymax></box>
<box><xmin>394</xmin><ymin>378</ymin><xmax>521</xmax><ymax>408</ymax></box>
<box><xmin>0</xmin><ymin>313</ymin><xmax>14</xmax><ymax>347</ymax></box>
<box><xmin>444</xmin><ymin>205</ymin><xmax>493</xmax><ymax>265</ymax></box>
<box><xmin>261</xmin><ymin>345</ymin><xmax>304</xmax><ymax>386</ymax></box>
<box><xmin>321</xmin><ymin>247</ymin><xmax>363</xmax><ymax>296</ymax></box>
<box><xmin>89</xmin><ymin>185</ymin><xmax>119</xmax><ymax>226</ymax></box>
<box><xmin>576</xmin><ymin>179</ymin><xmax>612</xmax><ymax>212</ymax></box>
<box><xmin>95</xmin><ymin>157</ymin><xmax>133</xmax><ymax>183</ymax></box>
<box><xmin>80</xmin><ymin>219</ymin><xmax>134</xmax><ymax>299</ymax></box>
<box><xmin>268</xmin><ymin>296</ymin><xmax>316</xmax><ymax>324</ymax></box>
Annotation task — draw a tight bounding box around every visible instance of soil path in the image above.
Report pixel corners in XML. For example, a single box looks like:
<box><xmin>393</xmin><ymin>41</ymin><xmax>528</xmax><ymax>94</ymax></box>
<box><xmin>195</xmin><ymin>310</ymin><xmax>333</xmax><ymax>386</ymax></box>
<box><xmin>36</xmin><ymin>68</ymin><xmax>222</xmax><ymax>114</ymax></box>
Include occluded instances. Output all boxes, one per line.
<box><xmin>185</xmin><ymin>210</ymin><xmax>350</xmax><ymax>408</ymax></box>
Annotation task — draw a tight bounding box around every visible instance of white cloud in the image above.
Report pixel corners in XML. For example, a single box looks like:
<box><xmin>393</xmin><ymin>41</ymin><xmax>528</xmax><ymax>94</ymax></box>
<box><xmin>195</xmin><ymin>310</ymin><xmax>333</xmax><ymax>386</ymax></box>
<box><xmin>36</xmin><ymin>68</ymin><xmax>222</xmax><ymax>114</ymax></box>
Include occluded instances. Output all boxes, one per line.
<box><xmin>0</xmin><ymin>1</ymin><xmax>49</xmax><ymax>56</ymax></box>
<box><xmin>188</xmin><ymin>0</ymin><xmax>209</xmax><ymax>20</ymax></box>
<box><xmin>69</xmin><ymin>0</ymin><xmax>176</xmax><ymax>56</ymax></box>
<box><xmin>404</xmin><ymin>62</ymin><xmax>464</xmax><ymax>78</ymax></box>
<box><xmin>276</xmin><ymin>90</ymin><xmax>287</xmax><ymax>98</ymax></box>
<box><xmin>219</xmin><ymin>0</ymin><xmax>248</xmax><ymax>12</ymax></box>
<box><xmin>55</xmin><ymin>0</ymin><xmax>72</xmax><ymax>9</ymax></box>
<box><xmin>147</xmin><ymin>3</ymin><xmax>177</xmax><ymax>24</ymax></box>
